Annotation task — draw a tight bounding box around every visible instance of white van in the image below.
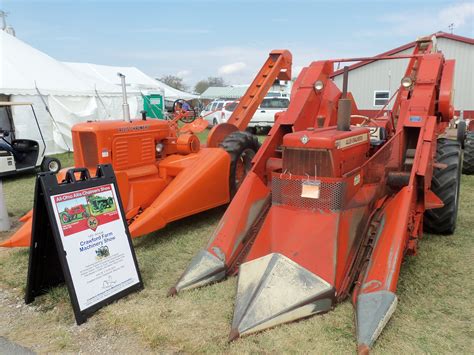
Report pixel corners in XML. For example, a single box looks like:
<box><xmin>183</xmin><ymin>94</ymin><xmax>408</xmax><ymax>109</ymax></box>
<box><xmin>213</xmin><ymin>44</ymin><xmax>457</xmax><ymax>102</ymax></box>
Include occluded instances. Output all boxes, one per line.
<box><xmin>201</xmin><ymin>100</ymin><xmax>238</xmax><ymax>126</ymax></box>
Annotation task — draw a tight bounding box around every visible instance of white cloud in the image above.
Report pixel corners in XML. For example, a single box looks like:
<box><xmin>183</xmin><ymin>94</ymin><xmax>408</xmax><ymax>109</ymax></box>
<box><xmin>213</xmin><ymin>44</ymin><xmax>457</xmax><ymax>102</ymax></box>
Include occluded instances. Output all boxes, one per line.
<box><xmin>118</xmin><ymin>45</ymin><xmax>342</xmax><ymax>85</ymax></box>
<box><xmin>218</xmin><ymin>62</ymin><xmax>247</xmax><ymax>75</ymax></box>
<box><xmin>439</xmin><ymin>2</ymin><xmax>474</xmax><ymax>28</ymax></box>
<box><xmin>380</xmin><ymin>2</ymin><xmax>474</xmax><ymax>36</ymax></box>
<box><xmin>176</xmin><ymin>70</ymin><xmax>191</xmax><ymax>78</ymax></box>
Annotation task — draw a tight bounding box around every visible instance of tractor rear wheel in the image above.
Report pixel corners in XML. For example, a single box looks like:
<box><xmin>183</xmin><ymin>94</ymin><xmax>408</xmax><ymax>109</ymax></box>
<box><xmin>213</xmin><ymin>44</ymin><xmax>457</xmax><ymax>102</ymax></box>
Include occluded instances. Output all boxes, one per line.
<box><xmin>424</xmin><ymin>139</ymin><xmax>462</xmax><ymax>235</ymax></box>
<box><xmin>457</xmin><ymin>120</ymin><xmax>467</xmax><ymax>148</ymax></box>
<box><xmin>462</xmin><ymin>132</ymin><xmax>474</xmax><ymax>175</ymax></box>
<box><xmin>221</xmin><ymin>131</ymin><xmax>260</xmax><ymax>197</ymax></box>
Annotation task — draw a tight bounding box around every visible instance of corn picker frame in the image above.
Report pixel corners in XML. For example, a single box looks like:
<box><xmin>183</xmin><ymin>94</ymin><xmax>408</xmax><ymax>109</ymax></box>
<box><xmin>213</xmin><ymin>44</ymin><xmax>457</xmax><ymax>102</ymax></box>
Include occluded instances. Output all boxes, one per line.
<box><xmin>171</xmin><ymin>36</ymin><xmax>461</xmax><ymax>353</ymax></box>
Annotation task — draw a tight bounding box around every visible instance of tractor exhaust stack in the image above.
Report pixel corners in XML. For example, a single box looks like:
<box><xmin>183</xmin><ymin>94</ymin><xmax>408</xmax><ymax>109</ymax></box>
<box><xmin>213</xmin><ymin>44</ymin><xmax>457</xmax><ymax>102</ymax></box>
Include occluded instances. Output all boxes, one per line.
<box><xmin>337</xmin><ymin>66</ymin><xmax>351</xmax><ymax>131</ymax></box>
<box><xmin>118</xmin><ymin>72</ymin><xmax>131</xmax><ymax>122</ymax></box>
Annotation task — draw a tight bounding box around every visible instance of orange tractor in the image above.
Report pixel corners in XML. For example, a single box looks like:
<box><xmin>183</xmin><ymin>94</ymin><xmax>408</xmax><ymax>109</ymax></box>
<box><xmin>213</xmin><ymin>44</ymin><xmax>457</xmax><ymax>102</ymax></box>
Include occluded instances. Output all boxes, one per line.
<box><xmin>60</xmin><ymin>204</ymin><xmax>88</xmax><ymax>223</ymax></box>
<box><xmin>1</xmin><ymin>50</ymin><xmax>292</xmax><ymax>248</ymax></box>
<box><xmin>171</xmin><ymin>36</ymin><xmax>462</xmax><ymax>353</ymax></box>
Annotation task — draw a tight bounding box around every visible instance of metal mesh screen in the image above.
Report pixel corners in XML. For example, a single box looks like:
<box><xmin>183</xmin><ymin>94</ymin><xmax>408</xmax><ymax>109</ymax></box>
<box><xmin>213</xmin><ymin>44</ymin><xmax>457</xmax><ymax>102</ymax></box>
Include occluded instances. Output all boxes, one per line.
<box><xmin>272</xmin><ymin>175</ymin><xmax>346</xmax><ymax>211</ymax></box>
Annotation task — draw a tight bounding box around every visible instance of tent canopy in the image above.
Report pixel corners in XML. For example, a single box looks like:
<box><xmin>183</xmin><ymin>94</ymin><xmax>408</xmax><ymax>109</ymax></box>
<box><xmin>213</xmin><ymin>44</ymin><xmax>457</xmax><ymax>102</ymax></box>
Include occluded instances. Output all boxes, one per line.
<box><xmin>0</xmin><ymin>31</ymin><xmax>121</xmax><ymax>96</ymax></box>
<box><xmin>0</xmin><ymin>31</ymin><xmax>198</xmax><ymax>100</ymax></box>
<box><xmin>64</xmin><ymin>62</ymin><xmax>199</xmax><ymax>101</ymax></box>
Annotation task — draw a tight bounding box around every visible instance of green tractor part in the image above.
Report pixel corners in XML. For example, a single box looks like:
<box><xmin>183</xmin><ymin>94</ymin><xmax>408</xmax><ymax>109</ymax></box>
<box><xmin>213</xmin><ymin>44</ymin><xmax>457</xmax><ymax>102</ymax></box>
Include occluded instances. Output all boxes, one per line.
<box><xmin>88</xmin><ymin>195</ymin><xmax>114</xmax><ymax>214</ymax></box>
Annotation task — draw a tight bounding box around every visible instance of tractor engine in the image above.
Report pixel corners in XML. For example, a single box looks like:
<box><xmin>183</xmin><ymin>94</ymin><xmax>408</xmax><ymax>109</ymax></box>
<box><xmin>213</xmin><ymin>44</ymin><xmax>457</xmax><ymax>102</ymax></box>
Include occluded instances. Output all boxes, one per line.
<box><xmin>281</xmin><ymin>127</ymin><xmax>370</xmax><ymax>178</ymax></box>
<box><xmin>71</xmin><ymin>119</ymin><xmax>200</xmax><ymax>171</ymax></box>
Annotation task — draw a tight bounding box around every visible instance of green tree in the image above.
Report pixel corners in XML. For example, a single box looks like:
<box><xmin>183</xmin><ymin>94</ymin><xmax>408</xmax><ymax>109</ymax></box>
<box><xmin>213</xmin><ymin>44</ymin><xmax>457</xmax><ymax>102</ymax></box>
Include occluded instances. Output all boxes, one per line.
<box><xmin>194</xmin><ymin>76</ymin><xmax>226</xmax><ymax>94</ymax></box>
<box><xmin>158</xmin><ymin>75</ymin><xmax>188</xmax><ymax>91</ymax></box>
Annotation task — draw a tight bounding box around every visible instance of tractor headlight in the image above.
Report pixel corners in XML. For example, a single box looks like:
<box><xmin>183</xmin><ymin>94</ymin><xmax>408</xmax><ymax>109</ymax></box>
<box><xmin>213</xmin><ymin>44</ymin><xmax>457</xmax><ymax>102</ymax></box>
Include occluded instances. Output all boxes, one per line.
<box><xmin>401</xmin><ymin>76</ymin><xmax>413</xmax><ymax>88</ymax></box>
<box><xmin>314</xmin><ymin>80</ymin><xmax>324</xmax><ymax>92</ymax></box>
<box><xmin>156</xmin><ymin>142</ymin><xmax>164</xmax><ymax>153</ymax></box>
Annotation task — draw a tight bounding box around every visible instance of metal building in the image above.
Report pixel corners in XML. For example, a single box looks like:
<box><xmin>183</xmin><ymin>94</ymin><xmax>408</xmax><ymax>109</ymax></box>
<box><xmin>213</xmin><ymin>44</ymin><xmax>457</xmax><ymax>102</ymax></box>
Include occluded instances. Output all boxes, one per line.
<box><xmin>332</xmin><ymin>32</ymin><xmax>474</xmax><ymax>118</ymax></box>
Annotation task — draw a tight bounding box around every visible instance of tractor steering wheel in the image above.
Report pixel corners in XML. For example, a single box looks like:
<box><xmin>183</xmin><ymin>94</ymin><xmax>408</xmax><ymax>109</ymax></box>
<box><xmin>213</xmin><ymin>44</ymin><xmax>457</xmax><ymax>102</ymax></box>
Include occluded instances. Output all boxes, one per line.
<box><xmin>173</xmin><ymin>99</ymin><xmax>197</xmax><ymax>123</ymax></box>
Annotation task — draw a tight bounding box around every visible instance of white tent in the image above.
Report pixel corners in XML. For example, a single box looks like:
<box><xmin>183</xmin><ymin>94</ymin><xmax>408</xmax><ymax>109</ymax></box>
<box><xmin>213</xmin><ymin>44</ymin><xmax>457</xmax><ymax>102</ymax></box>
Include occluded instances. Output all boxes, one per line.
<box><xmin>0</xmin><ymin>31</ymin><xmax>142</xmax><ymax>154</ymax></box>
<box><xmin>64</xmin><ymin>62</ymin><xmax>198</xmax><ymax>101</ymax></box>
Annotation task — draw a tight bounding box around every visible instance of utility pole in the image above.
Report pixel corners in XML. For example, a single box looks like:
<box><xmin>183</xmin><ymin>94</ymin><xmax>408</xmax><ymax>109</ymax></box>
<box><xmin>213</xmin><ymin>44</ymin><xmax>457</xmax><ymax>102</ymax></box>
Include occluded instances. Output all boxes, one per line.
<box><xmin>448</xmin><ymin>23</ymin><xmax>454</xmax><ymax>34</ymax></box>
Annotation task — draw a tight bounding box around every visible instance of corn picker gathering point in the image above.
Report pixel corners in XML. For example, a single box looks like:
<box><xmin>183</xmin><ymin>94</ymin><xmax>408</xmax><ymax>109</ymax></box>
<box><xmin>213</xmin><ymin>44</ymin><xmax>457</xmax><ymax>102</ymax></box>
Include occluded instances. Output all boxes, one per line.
<box><xmin>0</xmin><ymin>50</ymin><xmax>292</xmax><ymax>248</ymax></box>
<box><xmin>171</xmin><ymin>36</ymin><xmax>462</xmax><ymax>352</ymax></box>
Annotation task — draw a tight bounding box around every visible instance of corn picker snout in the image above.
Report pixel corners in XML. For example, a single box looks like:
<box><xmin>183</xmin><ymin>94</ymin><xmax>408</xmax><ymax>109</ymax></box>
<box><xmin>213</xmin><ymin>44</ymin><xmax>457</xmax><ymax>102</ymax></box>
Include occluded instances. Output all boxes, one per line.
<box><xmin>171</xmin><ymin>36</ymin><xmax>461</xmax><ymax>352</ymax></box>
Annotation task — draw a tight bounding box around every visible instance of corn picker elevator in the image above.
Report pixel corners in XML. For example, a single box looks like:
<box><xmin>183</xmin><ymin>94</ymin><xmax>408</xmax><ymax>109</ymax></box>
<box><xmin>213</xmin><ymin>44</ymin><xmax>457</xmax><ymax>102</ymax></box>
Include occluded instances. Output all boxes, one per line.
<box><xmin>171</xmin><ymin>36</ymin><xmax>462</xmax><ymax>353</ymax></box>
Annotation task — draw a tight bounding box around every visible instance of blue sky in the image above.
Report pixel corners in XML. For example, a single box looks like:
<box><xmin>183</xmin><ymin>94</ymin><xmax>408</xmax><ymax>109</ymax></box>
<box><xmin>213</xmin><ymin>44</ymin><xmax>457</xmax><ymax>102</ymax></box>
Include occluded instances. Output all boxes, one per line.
<box><xmin>2</xmin><ymin>0</ymin><xmax>473</xmax><ymax>89</ymax></box>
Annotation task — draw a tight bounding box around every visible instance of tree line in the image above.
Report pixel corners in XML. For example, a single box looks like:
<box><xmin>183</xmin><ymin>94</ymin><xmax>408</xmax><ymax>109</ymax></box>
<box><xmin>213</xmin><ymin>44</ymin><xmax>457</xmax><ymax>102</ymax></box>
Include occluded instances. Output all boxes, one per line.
<box><xmin>157</xmin><ymin>75</ymin><xmax>226</xmax><ymax>94</ymax></box>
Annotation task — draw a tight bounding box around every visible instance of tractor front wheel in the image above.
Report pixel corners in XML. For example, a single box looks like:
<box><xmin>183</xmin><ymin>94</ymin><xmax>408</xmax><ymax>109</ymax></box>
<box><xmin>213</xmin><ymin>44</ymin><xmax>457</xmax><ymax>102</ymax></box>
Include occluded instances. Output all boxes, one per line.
<box><xmin>221</xmin><ymin>131</ymin><xmax>260</xmax><ymax>197</ymax></box>
<box><xmin>424</xmin><ymin>138</ymin><xmax>462</xmax><ymax>235</ymax></box>
<box><xmin>462</xmin><ymin>132</ymin><xmax>474</xmax><ymax>175</ymax></box>
<box><xmin>41</xmin><ymin>157</ymin><xmax>61</xmax><ymax>173</ymax></box>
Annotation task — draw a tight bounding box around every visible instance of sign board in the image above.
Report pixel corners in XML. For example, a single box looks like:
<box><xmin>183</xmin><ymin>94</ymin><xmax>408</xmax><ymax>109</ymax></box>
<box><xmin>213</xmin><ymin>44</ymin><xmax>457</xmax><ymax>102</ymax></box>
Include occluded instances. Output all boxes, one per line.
<box><xmin>25</xmin><ymin>165</ymin><xmax>143</xmax><ymax>325</ymax></box>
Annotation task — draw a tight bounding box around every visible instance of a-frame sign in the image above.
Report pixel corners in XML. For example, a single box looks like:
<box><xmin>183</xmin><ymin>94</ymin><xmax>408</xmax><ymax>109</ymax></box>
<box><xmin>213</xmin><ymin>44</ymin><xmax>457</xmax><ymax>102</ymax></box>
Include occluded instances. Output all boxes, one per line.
<box><xmin>25</xmin><ymin>165</ymin><xmax>143</xmax><ymax>325</ymax></box>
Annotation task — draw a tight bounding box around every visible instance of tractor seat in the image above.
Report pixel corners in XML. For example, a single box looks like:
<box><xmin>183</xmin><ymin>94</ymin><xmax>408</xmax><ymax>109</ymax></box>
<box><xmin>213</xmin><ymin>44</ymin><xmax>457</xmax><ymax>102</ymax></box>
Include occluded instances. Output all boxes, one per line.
<box><xmin>368</xmin><ymin>126</ymin><xmax>387</xmax><ymax>146</ymax></box>
<box><xmin>11</xmin><ymin>139</ymin><xmax>38</xmax><ymax>153</ymax></box>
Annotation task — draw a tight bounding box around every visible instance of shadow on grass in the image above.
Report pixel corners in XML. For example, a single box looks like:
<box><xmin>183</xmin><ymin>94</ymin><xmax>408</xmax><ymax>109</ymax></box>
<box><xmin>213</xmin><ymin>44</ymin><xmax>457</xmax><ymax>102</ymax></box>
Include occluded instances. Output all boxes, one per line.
<box><xmin>132</xmin><ymin>205</ymin><xmax>227</xmax><ymax>250</ymax></box>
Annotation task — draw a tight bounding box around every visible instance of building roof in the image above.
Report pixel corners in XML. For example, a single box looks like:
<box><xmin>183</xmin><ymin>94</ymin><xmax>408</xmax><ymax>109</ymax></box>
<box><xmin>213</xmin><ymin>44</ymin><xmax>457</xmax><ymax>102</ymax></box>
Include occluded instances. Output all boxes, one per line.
<box><xmin>331</xmin><ymin>32</ymin><xmax>474</xmax><ymax>77</ymax></box>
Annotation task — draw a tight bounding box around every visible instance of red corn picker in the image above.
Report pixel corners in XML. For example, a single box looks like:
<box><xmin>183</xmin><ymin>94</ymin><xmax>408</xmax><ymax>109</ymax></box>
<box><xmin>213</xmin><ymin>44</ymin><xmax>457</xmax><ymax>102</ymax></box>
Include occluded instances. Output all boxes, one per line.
<box><xmin>170</xmin><ymin>35</ymin><xmax>462</xmax><ymax>353</ymax></box>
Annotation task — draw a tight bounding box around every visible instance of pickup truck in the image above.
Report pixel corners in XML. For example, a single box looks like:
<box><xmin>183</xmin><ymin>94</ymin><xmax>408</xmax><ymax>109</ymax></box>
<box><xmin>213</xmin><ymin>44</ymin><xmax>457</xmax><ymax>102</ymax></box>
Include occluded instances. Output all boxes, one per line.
<box><xmin>248</xmin><ymin>97</ymin><xmax>290</xmax><ymax>133</ymax></box>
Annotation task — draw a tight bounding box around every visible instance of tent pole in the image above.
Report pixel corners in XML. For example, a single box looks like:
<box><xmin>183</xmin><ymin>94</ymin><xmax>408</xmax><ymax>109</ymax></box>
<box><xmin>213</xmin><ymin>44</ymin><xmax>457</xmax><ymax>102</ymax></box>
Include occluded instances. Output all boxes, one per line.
<box><xmin>0</xmin><ymin>179</ymin><xmax>11</xmax><ymax>231</ymax></box>
<box><xmin>95</xmin><ymin>86</ymin><xmax>111</xmax><ymax>118</ymax></box>
<box><xmin>34</xmin><ymin>82</ymin><xmax>71</xmax><ymax>152</ymax></box>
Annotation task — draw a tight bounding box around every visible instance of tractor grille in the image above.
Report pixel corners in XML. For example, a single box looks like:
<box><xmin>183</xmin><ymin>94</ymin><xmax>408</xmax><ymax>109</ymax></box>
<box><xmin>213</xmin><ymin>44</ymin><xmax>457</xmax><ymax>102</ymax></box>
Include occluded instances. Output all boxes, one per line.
<box><xmin>80</xmin><ymin>132</ymin><xmax>99</xmax><ymax>167</ymax></box>
<box><xmin>272</xmin><ymin>175</ymin><xmax>346</xmax><ymax>211</ymax></box>
<box><xmin>282</xmin><ymin>148</ymin><xmax>333</xmax><ymax>177</ymax></box>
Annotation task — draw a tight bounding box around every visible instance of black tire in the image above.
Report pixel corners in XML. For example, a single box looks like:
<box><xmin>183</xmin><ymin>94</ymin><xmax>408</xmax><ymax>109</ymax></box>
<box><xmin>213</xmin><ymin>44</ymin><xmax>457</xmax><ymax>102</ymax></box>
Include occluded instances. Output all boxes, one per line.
<box><xmin>220</xmin><ymin>131</ymin><xmax>260</xmax><ymax>197</ymax></box>
<box><xmin>424</xmin><ymin>139</ymin><xmax>462</xmax><ymax>235</ymax></box>
<box><xmin>246</xmin><ymin>127</ymin><xmax>257</xmax><ymax>135</ymax></box>
<box><xmin>41</xmin><ymin>157</ymin><xmax>61</xmax><ymax>173</ymax></box>
<box><xmin>462</xmin><ymin>132</ymin><xmax>474</xmax><ymax>175</ymax></box>
<box><xmin>61</xmin><ymin>213</ymin><xmax>70</xmax><ymax>223</ymax></box>
<box><xmin>457</xmin><ymin>120</ymin><xmax>467</xmax><ymax>148</ymax></box>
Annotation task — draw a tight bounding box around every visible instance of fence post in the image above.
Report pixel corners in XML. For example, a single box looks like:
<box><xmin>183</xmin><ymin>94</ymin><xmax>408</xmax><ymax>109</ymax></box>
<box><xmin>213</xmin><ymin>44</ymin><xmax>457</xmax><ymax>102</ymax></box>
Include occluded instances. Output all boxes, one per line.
<box><xmin>0</xmin><ymin>179</ymin><xmax>10</xmax><ymax>231</ymax></box>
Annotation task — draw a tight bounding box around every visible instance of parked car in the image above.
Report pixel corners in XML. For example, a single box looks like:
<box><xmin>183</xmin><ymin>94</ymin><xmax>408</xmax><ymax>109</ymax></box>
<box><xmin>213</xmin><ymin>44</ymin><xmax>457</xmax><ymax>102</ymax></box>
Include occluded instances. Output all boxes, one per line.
<box><xmin>201</xmin><ymin>99</ymin><xmax>238</xmax><ymax>126</ymax></box>
<box><xmin>248</xmin><ymin>97</ymin><xmax>290</xmax><ymax>133</ymax></box>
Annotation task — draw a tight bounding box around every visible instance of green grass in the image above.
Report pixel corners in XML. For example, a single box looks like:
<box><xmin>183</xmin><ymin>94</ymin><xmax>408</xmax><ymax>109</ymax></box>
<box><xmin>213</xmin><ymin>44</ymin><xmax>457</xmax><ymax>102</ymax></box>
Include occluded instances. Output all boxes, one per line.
<box><xmin>0</xmin><ymin>148</ymin><xmax>473</xmax><ymax>353</ymax></box>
